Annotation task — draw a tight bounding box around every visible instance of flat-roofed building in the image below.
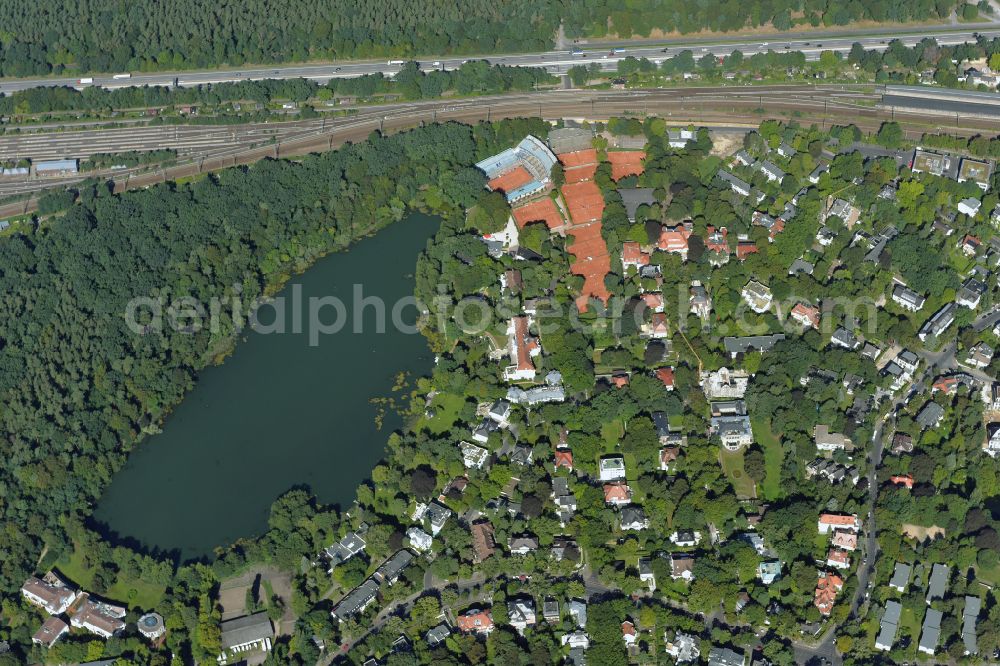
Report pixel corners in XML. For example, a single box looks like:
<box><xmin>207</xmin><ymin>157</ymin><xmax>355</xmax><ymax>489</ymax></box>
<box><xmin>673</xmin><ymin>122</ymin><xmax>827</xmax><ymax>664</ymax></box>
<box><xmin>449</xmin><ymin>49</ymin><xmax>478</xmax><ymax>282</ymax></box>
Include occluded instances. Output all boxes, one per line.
<box><xmin>958</xmin><ymin>157</ymin><xmax>991</xmax><ymax>191</ymax></box>
<box><xmin>963</xmin><ymin>596</ymin><xmax>981</xmax><ymax>655</ymax></box>
<box><xmin>875</xmin><ymin>600</ymin><xmax>902</xmax><ymax>651</ymax></box>
<box><xmin>219</xmin><ymin>612</ymin><xmax>274</xmax><ymax>659</ymax></box>
<box><xmin>918</xmin><ymin>608</ymin><xmax>943</xmax><ymax>655</ymax></box>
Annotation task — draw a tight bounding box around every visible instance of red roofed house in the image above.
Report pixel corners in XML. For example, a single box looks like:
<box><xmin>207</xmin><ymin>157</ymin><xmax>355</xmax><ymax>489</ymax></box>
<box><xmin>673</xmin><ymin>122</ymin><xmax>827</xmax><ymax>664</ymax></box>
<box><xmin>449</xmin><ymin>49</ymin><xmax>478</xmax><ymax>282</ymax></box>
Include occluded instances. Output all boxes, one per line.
<box><xmin>32</xmin><ymin>616</ymin><xmax>69</xmax><ymax>648</ymax></box>
<box><xmin>644</xmin><ymin>312</ymin><xmax>669</xmax><ymax>339</ymax></box>
<box><xmin>621</xmin><ymin>241</ymin><xmax>650</xmax><ymax>271</ymax></box>
<box><xmin>826</xmin><ymin>548</ymin><xmax>851</xmax><ymax>569</ymax></box>
<box><xmin>768</xmin><ymin>218</ymin><xmax>785</xmax><ymax>241</ymax></box>
<box><xmin>554</xmin><ymin>449</ymin><xmax>574</xmax><ymax>471</ymax></box>
<box><xmin>642</xmin><ymin>292</ymin><xmax>664</xmax><ymax>313</ymax></box>
<box><xmin>456</xmin><ymin>609</ymin><xmax>495</xmax><ymax>635</ymax></box>
<box><xmin>705</xmin><ymin>226</ymin><xmax>729</xmax><ymax>254</ymax></box>
<box><xmin>655</xmin><ymin>367</ymin><xmax>675</xmax><ymax>390</ymax></box>
<box><xmin>831</xmin><ymin>530</ymin><xmax>858</xmax><ymax>551</ymax></box>
<box><xmin>660</xmin><ymin>446</ymin><xmax>679</xmax><ymax>471</ymax></box>
<box><xmin>790</xmin><ymin>302</ymin><xmax>821</xmax><ymax>329</ymax></box>
<box><xmin>890</xmin><ymin>474</ymin><xmax>914</xmax><ymax>489</ymax></box>
<box><xmin>736</xmin><ymin>240</ymin><xmax>759</xmax><ymax>260</ymax></box>
<box><xmin>814</xmin><ymin>572</ymin><xmax>843</xmax><ymax>616</ymax></box>
<box><xmin>960</xmin><ymin>234</ymin><xmax>981</xmax><ymax>256</ymax></box>
<box><xmin>504</xmin><ymin>316</ymin><xmax>539</xmax><ymax>381</ymax></box>
<box><xmin>612</xmin><ymin>373</ymin><xmax>630</xmax><ymax>388</ymax></box>
<box><xmin>818</xmin><ymin>513</ymin><xmax>860</xmax><ymax>534</ymax></box>
<box><xmin>604</xmin><ymin>481</ymin><xmax>632</xmax><ymax>506</ymax></box>
<box><xmin>931</xmin><ymin>376</ymin><xmax>958</xmax><ymax>394</ymax></box>
<box><xmin>658</xmin><ymin>224</ymin><xmax>692</xmax><ymax>258</ymax></box>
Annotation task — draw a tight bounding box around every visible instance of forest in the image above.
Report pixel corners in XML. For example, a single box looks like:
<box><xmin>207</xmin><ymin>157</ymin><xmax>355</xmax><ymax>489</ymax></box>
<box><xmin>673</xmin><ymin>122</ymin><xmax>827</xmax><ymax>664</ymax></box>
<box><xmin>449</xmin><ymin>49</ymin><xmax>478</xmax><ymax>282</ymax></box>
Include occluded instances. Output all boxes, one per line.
<box><xmin>0</xmin><ymin>0</ymin><xmax>965</xmax><ymax>77</ymax></box>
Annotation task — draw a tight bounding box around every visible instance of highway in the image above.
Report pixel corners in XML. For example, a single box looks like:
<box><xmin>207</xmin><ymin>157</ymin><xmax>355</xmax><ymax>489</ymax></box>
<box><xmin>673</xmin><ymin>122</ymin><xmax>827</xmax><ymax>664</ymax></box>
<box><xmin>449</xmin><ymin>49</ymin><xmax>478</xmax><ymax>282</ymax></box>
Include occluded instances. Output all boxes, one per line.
<box><xmin>1</xmin><ymin>28</ymin><xmax>998</xmax><ymax>95</ymax></box>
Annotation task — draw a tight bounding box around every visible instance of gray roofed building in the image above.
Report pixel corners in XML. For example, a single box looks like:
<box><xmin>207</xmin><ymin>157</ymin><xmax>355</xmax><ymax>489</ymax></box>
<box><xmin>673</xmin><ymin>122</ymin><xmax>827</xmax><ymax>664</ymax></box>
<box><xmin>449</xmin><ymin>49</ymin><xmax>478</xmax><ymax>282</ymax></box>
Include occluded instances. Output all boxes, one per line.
<box><xmin>35</xmin><ymin>159</ymin><xmax>78</xmax><ymax>175</ymax></box>
<box><xmin>509</xmin><ymin>534</ymin><xmax>539</xmax><ymax>555</ymax></box>
<box><xmin>425</xmin><ymin>502</ymin><xmax>452</xmax><ymax>535</ymax></box>
<box><xmin>789</xmin><ymin>258</ymin><xmax>814</xmax><ymax>275</ymax></box>
<box><xmin>331</xmin><ymin>579</ymin><xmax>380</xmax><ymax>620</ymax></box>
<box><xmin>547</xmin><ymin>126</ymin><xmax>594</xmax><ymax>154</ymax></box>
<box><xmin>758</xmin><ymin>160</ymin><xmax>785</xmax><ymax>183</ymax></box>
<box><xmin>957</xmin><ymin>277</ymin><xmax>986</xmax><ymax>308</ymax></box>
<box><xmin>567</xmin><ymin>599</ymin><xmax>588</xmax><ymax>627</ymax></box>
<box><xmin>918</xmin><ymin>608</ymin><xmax>943</xmax><ymax>655</ymax></box>
<box><xmin>507</xmin><ymin>597</ymin><xmax>536</xmax><ymax>633</ymax></box>
<box><xmin>892</xmin><ymin>284</ymin><xmax>925</xmax><ymax>311</ymax></box>
<box><xmin>543</xmin><ymin>598</ymin><xmax>560</xmax><ymax>622</ymax></box>
<box><xmin>926</xmin><ymin>563</ymin><xmax>949</xmax><ymax>602</ymax></box>
<box><xmin>808</xmin><ymin>163</ymin><xmax>828</xmax><ymax>183</ymax></box>
<box><xmin>618</xmin><ymin>188</ymin><xmax>656</xmax><ymax>222</ymax></box>
<box><xmin>916</xmin><ymin>402</ymin><xmax>945</xmax><ymax>430</ymax></box>
<box><xmin>723</xmin><ymin>334</ymin><xmax>786</xmax><ymax>357</ymax></box>
<box><xmin>711</xmin><ymin>415</ymin><xmax>753</xmax><ymax>451</ymax></box>
<box><xmin>733</xmin><ymin>150</ymin><xmax>754</xmax><ymax>166</ymax></box>
<box><xmin>830</xmin><ymin>327</ymin><xmax>860</xmax><ymax>350</ymax></box>
<box><xmin>325</xmin><ymin>531</ymin><xmax>367</xmax><ymax>567</ymax></box>
<box><xmin>374</xmin><ymin>549</ymin><xmax>413</xmax><ymax>585</ymax></box>
<box><xmin>220</xmin><ymin>612</ymin><xmax>274</xmax><ymax>654</ymax></box>
<box><xmin>667</xmin><ymin>128</ymin><xmax>696</xmax><ymax>148</ymax></box>
<box><xmin>717</xmin><ymin>170</ymin><xmax>751</xmax><ymax>196</ymax></box>
<box><xmin>864</xmin><ymin>225</ymin><xmax>898</xmax><ymax>262</ymax></box>
<box><xmin>708</xmin><ymin>646</ymin><xmax>746</xmax><ymax>666</ymax></box>
<box><xmin>620</xmin><ymin>505</ymin><xmax>649</xmax><ymax>530</ymax></box>
<box><xmin>919</xmin><ymin>302</ymin><xmax>957</xmax><ymax>341</ymax></box>
<box><xmin>875</xmin><ymin>600</ymin><xmax>902</xmax><ymax>651</ymax></box>
<box><xmin>963</xmin><ymin>595</ymin><xmax>980</xmax><ymax>655</ymax></box>
<box><xmin>426</xmin><ymin>623</ymin><xmax>451</xmax><ymax>647</ymax></box>
<box><xmin>889</xmin><ymin>562</ymin><xmax>911</xmax><ymax>592</ymax></box>
<box><xmin>506</xmin><ymin>385</ymin><xmax>566</xmax><ymax>405</ymax></box>
<box><xmin>777</xmin><ymin>142</ymin><xmax>796</xmax><ymax>158</ymax></box>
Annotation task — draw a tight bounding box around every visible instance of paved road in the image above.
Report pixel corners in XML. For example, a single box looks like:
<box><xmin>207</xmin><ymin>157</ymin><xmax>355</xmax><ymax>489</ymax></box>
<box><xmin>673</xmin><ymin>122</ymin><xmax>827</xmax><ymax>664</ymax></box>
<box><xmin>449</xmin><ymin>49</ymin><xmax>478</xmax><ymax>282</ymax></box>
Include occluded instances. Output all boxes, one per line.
<box><xmin>1</xmin><ymin>28</ymin><xmax>998</xmax><ymax>95</ymax></box>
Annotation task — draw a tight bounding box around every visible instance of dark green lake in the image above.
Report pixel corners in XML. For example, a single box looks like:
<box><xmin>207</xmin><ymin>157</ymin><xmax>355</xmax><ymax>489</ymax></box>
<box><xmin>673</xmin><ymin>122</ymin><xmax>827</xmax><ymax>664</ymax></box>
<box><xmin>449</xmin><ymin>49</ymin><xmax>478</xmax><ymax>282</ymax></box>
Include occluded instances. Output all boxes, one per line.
<box><xmin>93</xmin><ymin>214</ymin><xmax>438</xmax><ymax>561</ymax></box>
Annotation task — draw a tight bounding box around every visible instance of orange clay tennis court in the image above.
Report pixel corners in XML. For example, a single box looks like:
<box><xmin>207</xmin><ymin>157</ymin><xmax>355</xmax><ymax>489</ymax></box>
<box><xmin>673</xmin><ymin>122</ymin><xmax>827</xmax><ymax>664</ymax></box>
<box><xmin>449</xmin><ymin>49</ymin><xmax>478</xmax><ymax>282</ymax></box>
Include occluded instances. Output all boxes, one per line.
<box><xmin>512</xmin><ymin>197</ymin><xmax>565</xmax><ymax>230</ymax></box>
<box><xmin>558</xmin><ymin>149</ymin><xmax>598</xmax><ymax>183</ymax></box>
<box><xmin>561</xmin><ymin>181</ymin><xmax>605</xmax><ymax>225</ymax></box>
<box><xmin>561</xmin><ymin>178</ymin><xmax>610</xmax><ymax>310</ymax></box>
<box><xmin>608</xmin><ymin>151</ymin><xmax>646</xmax><ymax>180</ymax></box>
<box><xmin>567</xmin><ymin>224</ymin><xmax>612</xmax><ymax>311</ymax></box>
<box><xmin>487</xmin><ymin>166</ymin><xmax>533</xmax><ymax>194</ymax></box>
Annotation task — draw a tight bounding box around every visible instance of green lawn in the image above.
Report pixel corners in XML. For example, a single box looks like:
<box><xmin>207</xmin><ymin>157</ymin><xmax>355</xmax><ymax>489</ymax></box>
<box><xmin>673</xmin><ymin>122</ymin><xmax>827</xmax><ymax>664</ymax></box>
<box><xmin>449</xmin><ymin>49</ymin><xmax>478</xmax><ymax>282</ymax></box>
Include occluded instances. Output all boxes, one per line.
<box><xmin>420</xmin><ymin>392</ymin><xmax>466</xmax><ymax>435</ymax></box>
<box><xmin>601</xmin><ymin>420</ymin><xmax>624</xmax><ymax>449</ymax></box>
<box><xmin>719</xmin><ymin>449</ymin><xmax>756</xmax><ymax>499</ymax></box>
<box><xmin>55</xmin><ymin>542</ymin><xmax>166</xmax><ymax>609</ymax></box>
<box><xmin>753</xmin><ymin>418</ymin><xmax>784</xmax><ymax>501</ymax></box>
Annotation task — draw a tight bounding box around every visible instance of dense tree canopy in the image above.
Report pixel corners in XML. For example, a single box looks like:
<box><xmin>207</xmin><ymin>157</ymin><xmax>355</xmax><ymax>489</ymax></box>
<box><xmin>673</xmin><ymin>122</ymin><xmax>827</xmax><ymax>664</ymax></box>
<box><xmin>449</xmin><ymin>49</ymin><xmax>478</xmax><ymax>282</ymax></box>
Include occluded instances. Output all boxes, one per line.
<box><xmin>0</xmin><ymin>0</ymin><xmax>962</xmax><ymax>76</ymax></box>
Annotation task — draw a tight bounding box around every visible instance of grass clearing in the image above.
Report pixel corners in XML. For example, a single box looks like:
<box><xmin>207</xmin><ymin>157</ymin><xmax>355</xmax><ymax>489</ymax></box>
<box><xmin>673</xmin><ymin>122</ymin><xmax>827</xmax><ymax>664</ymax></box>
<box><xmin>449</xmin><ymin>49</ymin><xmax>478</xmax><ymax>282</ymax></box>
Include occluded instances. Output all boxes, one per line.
<box><xmin>54</xmin><ymin>541</ymin><xmax>166</xmax><ymax>609</ymax></box>
<box><xmin>719</xmin><ymin>449</ymin><xmax>756</xmax><ymax>499</ymax></box>
<box><xmin>421</xmin><ymin>392</ymin><xmax>466</xmax><ymax>434</ymax></box>
<box><xmin>753</xmin><ymin>418</ymin><xmax>784</xmax><ymax>501</ymax></box>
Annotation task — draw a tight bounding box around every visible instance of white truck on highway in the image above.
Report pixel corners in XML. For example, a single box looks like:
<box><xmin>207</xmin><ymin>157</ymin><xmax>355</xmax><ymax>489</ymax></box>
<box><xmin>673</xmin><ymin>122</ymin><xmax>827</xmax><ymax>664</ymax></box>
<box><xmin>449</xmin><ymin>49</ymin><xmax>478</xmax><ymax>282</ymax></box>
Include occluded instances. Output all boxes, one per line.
<box><xmin>78</xmin><ymin>77</ymin><xmax>93</xmax><ymax>85</ymax></box>
<box><xmin>112</xmin><ymin>73</ymin><xmax>131</xmax><ymax>79</ymax></box>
